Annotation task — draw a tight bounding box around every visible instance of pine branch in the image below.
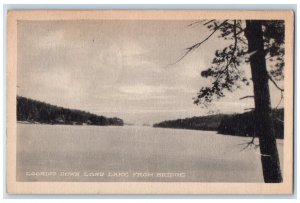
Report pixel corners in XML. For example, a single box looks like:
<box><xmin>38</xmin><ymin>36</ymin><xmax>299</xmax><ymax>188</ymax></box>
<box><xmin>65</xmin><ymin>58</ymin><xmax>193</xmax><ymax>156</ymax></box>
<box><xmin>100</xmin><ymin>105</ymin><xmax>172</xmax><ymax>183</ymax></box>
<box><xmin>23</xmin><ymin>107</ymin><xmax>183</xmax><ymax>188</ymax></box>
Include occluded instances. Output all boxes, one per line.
<box><xmin>238</xmin><ymin>137</ymin><xmax>259</xmax><ymax>151</ymax></box>
<box><xmin>240</xmin><ymin>95</ymin><xmax>254</xmax><ymax>100</ymax></box>
<box><xmin>233</xmin><ymin>20</ymin><xmax>238</xmax><ymax>52</ymax></box>
<box><xmin>225</xmin><ymin>21</ymin><xmax>244</xmax><ymax>31</ymax></box>
<box><xmin>173</xmin><ymin>20</ymin><xmax>228</xmax><ymax>65</ymax></box>
<box><xmin>237</xmin><ymin>37</ymin><xmax>248</xmax><ymax>46</ymax></box>
<box><xmin>268</xmin><ymin>74</ymin><xmax>284</xmax><ymax>92</ymax></box>
<box><xmin>203</xmin><ymin>20</ymin><xmax>216</xmax><ymax>26</ymax></box>
<box><xmin>187</xmin><ymin>20</ymin><xmax>204</xmax><ymax>27</ymax></box>
<box><xmin>235</xmin><ymin>29</ymin><xmax>245</xmax><ymax>36</ymax></box>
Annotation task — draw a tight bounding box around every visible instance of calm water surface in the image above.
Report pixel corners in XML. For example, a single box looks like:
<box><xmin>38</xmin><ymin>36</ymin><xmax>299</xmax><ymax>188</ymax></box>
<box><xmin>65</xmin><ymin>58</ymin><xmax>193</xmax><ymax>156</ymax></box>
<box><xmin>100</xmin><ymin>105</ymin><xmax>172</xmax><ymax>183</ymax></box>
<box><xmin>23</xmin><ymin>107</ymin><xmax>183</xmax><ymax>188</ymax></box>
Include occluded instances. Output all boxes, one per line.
<box><xmin>16</xmin><ymin>124</ymin><xmax>283</xmax><ymax>182</ymax></box>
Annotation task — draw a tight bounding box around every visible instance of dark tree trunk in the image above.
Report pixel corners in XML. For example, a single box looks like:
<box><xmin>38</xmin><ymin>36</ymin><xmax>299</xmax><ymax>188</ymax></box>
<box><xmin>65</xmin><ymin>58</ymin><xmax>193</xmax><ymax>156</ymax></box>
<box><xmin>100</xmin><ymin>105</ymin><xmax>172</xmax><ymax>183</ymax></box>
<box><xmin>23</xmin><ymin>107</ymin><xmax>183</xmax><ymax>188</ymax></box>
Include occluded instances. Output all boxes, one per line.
<box><xmin>244</xmin><ymin>20</ymin><xmax>282</xmax><ymax>183</ymax></box>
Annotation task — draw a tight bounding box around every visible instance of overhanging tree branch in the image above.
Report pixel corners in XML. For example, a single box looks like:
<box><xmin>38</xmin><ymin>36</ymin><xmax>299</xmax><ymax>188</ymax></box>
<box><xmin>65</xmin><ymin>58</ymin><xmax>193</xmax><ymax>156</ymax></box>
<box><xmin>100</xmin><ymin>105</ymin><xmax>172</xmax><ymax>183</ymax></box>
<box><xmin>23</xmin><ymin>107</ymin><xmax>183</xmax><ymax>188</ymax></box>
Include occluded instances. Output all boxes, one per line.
<box><xmin>203</xmin><ymin>19</ymin><xmax>216</xmax><ymax>26</ymax></box>
<box><xmin>238</xmin><ymin>137</ymin><xmax>259</xmax><ymax>151</ymax></box>
<box><xmin>237</xmin><ymin>37</ymin><xmax>248</xmax><ymax>46</ymax></box>
<box><xmin>233</xmin><ymin>20</ymin><xmax>238</xmax><ymax>51</ymax></box>
<box><xmin>240</xmin><ymin>95</ymin><xmax>254</xmax><ymax>100</ymax></box>
<box><xmin>173</xmin><ymin>20</ymin><xmax>228</xmax><ymax>65</ymax></box>
<box><xmin>268</xmin><ymin>74</ymin><xmax>284</xmax><ymax>92</ymax></box>
<box><xmin>187</xmin><ymin>20</ymin><xmax>205</xmax><ymax>27</ymax></box>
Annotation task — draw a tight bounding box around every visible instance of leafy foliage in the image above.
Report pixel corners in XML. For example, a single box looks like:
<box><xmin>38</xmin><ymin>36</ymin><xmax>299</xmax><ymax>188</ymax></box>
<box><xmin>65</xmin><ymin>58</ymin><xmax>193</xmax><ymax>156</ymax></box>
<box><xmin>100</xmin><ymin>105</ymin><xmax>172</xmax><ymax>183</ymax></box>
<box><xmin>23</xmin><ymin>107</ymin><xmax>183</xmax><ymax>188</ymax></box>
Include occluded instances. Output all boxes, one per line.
<box><xmin>188</xmin><ymin>20</ymin><xmax>285</xmax><ymax>106</ymax></box>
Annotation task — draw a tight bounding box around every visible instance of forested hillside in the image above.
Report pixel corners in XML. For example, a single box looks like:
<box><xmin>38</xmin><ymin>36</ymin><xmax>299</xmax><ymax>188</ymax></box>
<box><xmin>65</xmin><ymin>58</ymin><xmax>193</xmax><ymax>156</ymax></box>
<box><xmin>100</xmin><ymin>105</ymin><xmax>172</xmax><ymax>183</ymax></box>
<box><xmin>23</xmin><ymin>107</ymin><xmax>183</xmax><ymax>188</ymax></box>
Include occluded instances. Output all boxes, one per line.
<box><xmin>153</xmin><ymin>109</ymin><xmax>284</xmax><ymax>139</ymax></box>
<box><xmin>17</xmin><ymin>96</ymin><xmax>124</xmax><ymax>126</ymax></box>
<box><xmin>153</xmin><ymin>114</ymin><xmax>226</xmax><ymax>131</ymax></box>
<box><xmin>217</xmin><ymin>109</ymin><xmax>283</xmax><ymax>139</ymax></box>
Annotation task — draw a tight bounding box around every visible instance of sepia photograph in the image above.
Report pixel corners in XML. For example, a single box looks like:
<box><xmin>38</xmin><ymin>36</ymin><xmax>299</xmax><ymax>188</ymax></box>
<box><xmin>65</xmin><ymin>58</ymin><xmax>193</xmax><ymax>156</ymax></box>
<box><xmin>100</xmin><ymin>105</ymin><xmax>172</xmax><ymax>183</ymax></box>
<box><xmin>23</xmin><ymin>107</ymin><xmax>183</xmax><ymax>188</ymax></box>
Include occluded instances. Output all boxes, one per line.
<box><xmin>6</xmin><ymin>10</ymin><xmax>294</xmax><ymax>194</ymax></box>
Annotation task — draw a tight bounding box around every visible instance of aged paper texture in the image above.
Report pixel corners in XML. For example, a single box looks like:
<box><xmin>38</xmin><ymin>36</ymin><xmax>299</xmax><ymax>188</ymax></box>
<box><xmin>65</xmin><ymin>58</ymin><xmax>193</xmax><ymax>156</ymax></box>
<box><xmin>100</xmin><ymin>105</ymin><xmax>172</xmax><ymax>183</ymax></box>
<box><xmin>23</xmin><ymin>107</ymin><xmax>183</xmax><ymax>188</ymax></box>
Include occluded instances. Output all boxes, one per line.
<box><xmin>6</xmin><ymin>10</ymin><xmax>294</xmax><ymax>194</ymax></box>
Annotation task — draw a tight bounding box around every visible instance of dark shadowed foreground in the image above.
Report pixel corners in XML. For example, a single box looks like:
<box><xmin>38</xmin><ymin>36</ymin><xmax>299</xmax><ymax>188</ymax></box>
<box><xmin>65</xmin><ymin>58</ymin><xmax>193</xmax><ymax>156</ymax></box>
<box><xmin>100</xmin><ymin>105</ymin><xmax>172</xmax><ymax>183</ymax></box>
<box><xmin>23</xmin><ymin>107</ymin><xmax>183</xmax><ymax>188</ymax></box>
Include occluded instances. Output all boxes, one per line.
<box><xmin>17</xmin><ymin>124</ymin><xmax>283</xmax><ymax>182</ymax></box>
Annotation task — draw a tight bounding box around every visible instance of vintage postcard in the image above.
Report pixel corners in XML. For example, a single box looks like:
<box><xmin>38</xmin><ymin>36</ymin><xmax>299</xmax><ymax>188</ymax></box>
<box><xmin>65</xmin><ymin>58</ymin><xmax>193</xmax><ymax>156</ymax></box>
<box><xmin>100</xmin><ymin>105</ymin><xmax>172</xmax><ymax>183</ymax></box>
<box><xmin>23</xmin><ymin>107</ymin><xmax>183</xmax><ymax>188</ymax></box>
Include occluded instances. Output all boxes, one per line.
<box><xmin>6</xmin><ymin>10</ymin><xmax>294</xmax><ymax>194</ymax></box>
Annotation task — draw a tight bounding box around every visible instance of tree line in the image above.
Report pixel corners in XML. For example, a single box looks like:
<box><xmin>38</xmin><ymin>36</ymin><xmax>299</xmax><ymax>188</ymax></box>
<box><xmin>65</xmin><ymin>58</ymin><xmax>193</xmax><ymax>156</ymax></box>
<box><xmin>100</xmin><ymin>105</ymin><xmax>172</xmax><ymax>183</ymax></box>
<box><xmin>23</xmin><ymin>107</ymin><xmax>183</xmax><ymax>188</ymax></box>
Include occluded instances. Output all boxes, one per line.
<box><xmin>17</xmin><ymin>96</ymin><xmax>124</xmax><ymax>126</ymax></box>
<box><xmin>153</xmin><ymin>108</ymin><xmax>284</xmax><ymax>139</ymax></box>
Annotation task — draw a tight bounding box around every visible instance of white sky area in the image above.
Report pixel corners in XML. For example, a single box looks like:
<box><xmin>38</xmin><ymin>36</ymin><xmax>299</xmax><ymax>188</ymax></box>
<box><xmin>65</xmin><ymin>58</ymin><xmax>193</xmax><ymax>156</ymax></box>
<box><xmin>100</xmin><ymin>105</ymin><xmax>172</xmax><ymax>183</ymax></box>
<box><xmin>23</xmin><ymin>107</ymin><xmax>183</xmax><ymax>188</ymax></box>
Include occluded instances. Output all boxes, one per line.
<box><xmin>17</xmin><ymin>20</ymin><xmax>284</xmax><ymax>125</ymax></box>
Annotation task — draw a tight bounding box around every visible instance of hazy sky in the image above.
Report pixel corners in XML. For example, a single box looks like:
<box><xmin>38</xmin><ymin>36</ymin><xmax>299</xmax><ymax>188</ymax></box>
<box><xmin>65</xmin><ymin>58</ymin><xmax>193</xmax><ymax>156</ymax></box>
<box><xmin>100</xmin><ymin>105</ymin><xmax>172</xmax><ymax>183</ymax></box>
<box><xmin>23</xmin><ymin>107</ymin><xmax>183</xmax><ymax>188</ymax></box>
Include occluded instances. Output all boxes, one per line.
<box><xmin>17</xmin><ymin>20</ymin><xmax>284</xmax><ymax>125</ymax></box>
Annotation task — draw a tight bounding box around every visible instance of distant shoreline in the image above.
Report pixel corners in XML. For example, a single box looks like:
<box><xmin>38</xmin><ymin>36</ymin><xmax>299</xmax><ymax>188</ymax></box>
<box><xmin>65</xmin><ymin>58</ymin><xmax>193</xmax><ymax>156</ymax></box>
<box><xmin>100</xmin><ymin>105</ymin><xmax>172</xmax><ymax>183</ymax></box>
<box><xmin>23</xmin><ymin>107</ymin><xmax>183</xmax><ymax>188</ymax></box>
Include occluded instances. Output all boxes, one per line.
<box><xmin>153</xmin><ymin>109</ymin><xmax>284</xmax><ymax>139</ymax></box>
<box><xmin>17</xmin><ymin>96</ymin><xmax>124</xmax><ymax>126</ymax></box>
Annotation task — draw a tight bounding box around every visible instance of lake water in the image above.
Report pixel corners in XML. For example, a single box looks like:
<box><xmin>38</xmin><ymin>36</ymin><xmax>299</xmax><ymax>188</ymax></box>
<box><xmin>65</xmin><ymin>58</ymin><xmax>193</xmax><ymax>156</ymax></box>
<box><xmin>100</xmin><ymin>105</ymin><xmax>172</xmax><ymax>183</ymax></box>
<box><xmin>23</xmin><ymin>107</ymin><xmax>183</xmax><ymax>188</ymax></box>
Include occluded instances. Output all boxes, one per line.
<box><xmin>16</xmin><ymin>124</ymin><xmax>283</xmax><ymax>182</ymax></box>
